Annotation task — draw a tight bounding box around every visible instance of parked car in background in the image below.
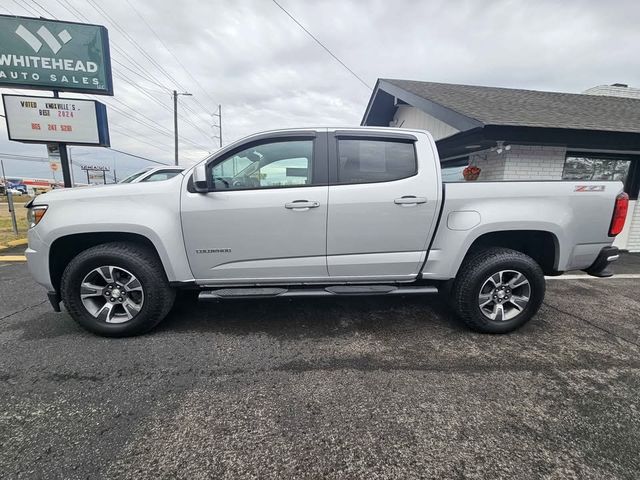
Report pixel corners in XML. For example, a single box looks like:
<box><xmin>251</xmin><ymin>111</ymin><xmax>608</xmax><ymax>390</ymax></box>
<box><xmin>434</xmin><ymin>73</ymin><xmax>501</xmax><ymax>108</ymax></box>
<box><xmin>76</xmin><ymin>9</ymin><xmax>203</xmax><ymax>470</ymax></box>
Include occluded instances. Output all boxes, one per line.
<box><xmin>119</xmin><ymin>166</ymin><xmax>184</xmax><ymax>184</ymax></box>
<box><xmin>7</xmin><ymin>188</ymin><xmax>24</xmax><ymax>196</ymax></box>
<box><xmin>8</xmin><ymin>183</ymin><xmax>28</xmax><ymax>194</ymax></box>
<box><xmin>25</xmin><ymin>127</ymin><xmax>627</xmax><ymax>337</ymax></box>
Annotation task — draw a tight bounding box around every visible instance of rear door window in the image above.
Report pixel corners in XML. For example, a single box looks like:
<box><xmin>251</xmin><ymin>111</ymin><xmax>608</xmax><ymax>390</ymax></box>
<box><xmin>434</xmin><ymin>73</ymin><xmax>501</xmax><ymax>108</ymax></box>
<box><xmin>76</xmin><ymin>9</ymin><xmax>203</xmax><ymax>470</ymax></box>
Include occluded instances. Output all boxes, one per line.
<box><xmin>336</xmin><ymin>139</ymin><xmax>416</xmax><ymax>184</ymax></box>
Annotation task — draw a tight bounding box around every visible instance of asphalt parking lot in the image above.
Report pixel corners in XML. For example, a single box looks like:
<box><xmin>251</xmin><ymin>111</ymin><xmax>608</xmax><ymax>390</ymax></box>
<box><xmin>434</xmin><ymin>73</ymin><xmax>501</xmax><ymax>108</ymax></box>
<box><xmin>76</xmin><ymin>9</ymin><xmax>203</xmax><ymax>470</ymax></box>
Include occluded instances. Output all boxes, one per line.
<box><xmin>1</xmin><ymin>253</ymin><xmax>639</xmax><ymax>479</ymax></box>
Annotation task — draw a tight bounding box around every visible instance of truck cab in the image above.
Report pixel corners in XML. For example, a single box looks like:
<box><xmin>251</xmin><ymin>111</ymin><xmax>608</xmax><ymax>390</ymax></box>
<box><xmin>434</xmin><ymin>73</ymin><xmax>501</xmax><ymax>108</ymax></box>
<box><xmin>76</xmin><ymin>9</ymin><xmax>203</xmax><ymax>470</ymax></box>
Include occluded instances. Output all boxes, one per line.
<box><xmin>182</xmin><ymin>128</ymin><xmax>441</xmax><ymax>283</ymax></box>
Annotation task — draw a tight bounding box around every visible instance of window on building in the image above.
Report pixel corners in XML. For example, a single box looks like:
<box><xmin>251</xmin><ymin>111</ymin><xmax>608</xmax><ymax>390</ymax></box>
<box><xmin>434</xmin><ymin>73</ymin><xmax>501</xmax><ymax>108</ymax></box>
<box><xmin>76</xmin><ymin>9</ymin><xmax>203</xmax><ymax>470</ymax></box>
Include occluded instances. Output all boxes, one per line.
<box><xmin>562</xmin><ymin>153</ymin><xmax>638</xmax><ymax>199</ymax></box>
<box><xmin>337</xmin><ymin>139</ymin><xmax>416</xmax><ymax>184</ymax></box>
<box><xmin>562</xmin><ymin>155</ymin><xmax>631</xmax><ymax>183</ymax></box>
<box><xmin>440</xmin><ymin>157</ymin><xmax>469</xmax><ymax>183</ymax></box>
<box><xmin>210</xmin><ymin>140</ymin><xmax>313</xmax><ymax>190</ymax></box>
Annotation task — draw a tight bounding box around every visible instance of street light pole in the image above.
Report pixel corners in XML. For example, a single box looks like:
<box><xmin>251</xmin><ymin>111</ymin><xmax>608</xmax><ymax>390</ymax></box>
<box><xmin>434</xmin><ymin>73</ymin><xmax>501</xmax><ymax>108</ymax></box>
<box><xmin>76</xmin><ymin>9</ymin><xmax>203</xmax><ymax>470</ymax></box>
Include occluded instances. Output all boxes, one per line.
<box><xmin>173</xmin><ymin>90</ymin><xmax>192</xmax><ymax>166</ymax></box>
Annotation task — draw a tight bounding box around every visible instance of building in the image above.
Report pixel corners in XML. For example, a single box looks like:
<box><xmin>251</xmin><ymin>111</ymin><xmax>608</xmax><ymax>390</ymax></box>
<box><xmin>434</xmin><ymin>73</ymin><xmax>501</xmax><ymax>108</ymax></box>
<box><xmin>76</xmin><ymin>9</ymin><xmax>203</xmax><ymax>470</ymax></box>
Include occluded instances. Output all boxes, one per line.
<box><xmin>361</xmin><ymin>79</ymin><xmax>640</xmax><ymax>251</ymax></box>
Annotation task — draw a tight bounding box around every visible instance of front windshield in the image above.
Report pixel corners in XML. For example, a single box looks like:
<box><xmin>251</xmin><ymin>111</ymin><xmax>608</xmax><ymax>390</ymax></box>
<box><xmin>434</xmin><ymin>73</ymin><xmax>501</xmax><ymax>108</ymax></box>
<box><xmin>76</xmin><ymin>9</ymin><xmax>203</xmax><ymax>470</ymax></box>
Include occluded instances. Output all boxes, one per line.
<box><xmin>119</xmin><ymin>168</ymin><xmax>153</xmax><ymax>183</ymax></box>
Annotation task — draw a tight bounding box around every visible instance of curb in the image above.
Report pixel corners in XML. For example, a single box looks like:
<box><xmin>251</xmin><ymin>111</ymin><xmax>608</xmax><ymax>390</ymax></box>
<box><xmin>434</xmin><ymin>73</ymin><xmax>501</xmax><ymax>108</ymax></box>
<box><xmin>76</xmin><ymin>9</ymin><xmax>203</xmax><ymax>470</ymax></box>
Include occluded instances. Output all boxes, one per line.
<box><xmin>0</xmin><ymin>255</ymin><xmax>26</xmax><ymax>262</ymax></box>
<box><xmin>0</xmin><ymin>238</ymin><xmax>27</xmax><ymax>250</ymax></box>
<box><xmin>7</xmin><ymin>238</ymin><xmax>28</xmax><ymax>247</ymax></box>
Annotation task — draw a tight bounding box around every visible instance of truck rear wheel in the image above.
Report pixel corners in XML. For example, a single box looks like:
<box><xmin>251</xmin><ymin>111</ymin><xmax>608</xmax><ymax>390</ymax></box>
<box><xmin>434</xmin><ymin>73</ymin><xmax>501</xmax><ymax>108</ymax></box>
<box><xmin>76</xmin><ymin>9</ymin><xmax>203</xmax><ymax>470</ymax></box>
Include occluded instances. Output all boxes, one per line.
<box><xmin>452</xmin><ymin>247</ymin><xmax>545</xmax><ymax>333</ymax></box>
<box><xmin>60</xmin><ymin>242</ymin><xmax>175</xmax><ymax>337</ymax></box>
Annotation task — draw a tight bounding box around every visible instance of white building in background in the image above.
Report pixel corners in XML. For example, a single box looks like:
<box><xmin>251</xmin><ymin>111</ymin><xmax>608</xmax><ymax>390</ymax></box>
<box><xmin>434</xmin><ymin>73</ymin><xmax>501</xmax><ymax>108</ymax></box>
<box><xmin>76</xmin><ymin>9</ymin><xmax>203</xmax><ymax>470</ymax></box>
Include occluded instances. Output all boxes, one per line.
<box><xmin>362</xmin><ymin>79</ymin><xmax>640</xmax><ymax>252</ymax></box>
<box><xmin>583</xmin><ymin>83</ymin><xmax>640</xmax><ymax>99</ymax></box>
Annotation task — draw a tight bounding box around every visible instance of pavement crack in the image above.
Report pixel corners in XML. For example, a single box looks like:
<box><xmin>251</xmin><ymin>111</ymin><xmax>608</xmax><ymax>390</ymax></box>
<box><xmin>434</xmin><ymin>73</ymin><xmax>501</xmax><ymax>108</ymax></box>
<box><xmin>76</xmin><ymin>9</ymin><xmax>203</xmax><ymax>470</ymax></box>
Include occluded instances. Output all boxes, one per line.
<box><xmin>544</xmin><ymin>301</ymin><xmax>640</xmax><ymax>349</ymax></box>
<box><xmin>0</xmin><ymin>300</ymin><xmax>48</xmax><ymax>321</ymax></box>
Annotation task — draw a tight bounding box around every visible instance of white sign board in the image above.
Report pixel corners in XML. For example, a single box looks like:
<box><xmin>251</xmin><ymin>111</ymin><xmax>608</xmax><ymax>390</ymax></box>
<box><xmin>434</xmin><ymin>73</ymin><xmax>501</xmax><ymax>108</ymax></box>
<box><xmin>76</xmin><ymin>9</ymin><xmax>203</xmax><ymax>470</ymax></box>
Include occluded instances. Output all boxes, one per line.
<box><xmin>2</xmin><ymin>94</ymin><xmax>109</xmax><ymax>145</ymax></box>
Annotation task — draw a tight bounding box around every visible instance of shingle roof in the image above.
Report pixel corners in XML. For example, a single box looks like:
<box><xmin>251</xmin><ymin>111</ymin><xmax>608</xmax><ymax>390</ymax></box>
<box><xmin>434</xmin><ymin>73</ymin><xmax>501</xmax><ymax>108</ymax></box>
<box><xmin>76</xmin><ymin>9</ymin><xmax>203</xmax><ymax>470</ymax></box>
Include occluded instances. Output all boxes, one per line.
<box><xmin>382</xmin><ymin>79</ymin><xmax>640</xmax><ymax>134</ymax></box>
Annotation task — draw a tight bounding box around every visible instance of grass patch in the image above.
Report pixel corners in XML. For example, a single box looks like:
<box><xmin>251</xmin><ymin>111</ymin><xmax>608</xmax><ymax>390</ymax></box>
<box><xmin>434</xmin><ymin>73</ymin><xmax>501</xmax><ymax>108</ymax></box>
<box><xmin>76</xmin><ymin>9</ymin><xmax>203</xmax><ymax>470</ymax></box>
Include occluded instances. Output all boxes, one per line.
<box><xmin>0</xmin><ymin>200</ymin><xmax>30</xmax><ymax>245</ymax></box>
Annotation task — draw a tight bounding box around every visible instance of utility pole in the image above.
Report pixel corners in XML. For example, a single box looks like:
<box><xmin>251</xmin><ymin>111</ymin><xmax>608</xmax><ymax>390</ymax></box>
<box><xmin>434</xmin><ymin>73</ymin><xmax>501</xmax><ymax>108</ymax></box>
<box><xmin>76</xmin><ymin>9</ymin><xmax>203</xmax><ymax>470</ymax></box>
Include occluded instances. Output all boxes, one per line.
<box><xmin>218</xmin><ymin>104</ymin><xmax>222</xmax><ymax>148</ymax></box>
<box><xmin>173</xmin><ymin>90</ymin><xmax>192</xmax><ymax>165</ymax></box>
<box><xmin>212</xmin><ymin>104</ymin><xmax>222</xmax><ymax>148</ymax></box>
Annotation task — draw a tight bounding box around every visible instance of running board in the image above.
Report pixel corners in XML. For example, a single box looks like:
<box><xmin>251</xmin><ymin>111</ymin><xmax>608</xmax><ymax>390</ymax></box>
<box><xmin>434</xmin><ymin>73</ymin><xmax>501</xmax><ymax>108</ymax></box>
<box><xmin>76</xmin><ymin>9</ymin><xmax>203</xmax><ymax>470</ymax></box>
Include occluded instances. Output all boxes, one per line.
<box><xmin>198</xmin><ymin>285</ymin><xmax>438</xmax><ymax>300</ymax></box>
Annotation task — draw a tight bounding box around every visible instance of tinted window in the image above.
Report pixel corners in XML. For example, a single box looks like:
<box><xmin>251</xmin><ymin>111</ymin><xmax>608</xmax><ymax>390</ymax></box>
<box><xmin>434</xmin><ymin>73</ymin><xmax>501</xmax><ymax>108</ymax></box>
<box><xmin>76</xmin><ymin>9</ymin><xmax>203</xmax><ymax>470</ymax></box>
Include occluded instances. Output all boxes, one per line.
<box><xmin>337</xmin><ymin>139</ymin><xmax>416</xmax><ymax>184</ymax></box>
<box><xmin>210</xmin><ymin>140</ymin><xmax>313</xmax><ymax>190</ymax></box>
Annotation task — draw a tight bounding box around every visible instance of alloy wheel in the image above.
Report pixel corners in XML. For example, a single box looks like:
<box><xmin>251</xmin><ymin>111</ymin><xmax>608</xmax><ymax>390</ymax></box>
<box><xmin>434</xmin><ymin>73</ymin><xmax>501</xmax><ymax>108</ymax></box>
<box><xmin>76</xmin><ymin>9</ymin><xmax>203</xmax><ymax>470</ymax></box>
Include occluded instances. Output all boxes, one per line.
<box><xmin>79</xmin><ymin>266</ymin><xmax>145</xmax><ymax>324</ymax></box>
<box><xmin>477</xmin><ymin>269</ymin><xmax>531</xmax><ymax>322</ymax></box>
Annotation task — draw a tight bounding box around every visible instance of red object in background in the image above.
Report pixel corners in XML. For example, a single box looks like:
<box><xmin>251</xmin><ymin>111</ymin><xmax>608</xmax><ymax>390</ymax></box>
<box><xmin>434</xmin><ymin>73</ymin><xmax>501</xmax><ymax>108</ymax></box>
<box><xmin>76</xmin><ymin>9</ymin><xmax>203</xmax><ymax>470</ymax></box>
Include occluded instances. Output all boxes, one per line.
<box><xmin>463</xmin><ymin>165</ymin><xmax>481</xmax><ymax>181</ymax></box>
<box><xmin>609</xmin><ymin>192</ymin><xmax>629</xmax><ymax>236</ymax></box>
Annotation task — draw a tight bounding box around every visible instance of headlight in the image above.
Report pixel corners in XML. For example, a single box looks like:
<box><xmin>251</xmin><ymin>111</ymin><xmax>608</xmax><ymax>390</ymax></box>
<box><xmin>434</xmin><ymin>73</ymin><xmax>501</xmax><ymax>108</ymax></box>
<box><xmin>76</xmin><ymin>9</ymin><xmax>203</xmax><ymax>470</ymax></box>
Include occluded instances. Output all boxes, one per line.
<box><xmin>27</xmin><ymin>205</ymin><xmax>48</xmax><ymax>228</ymax></box>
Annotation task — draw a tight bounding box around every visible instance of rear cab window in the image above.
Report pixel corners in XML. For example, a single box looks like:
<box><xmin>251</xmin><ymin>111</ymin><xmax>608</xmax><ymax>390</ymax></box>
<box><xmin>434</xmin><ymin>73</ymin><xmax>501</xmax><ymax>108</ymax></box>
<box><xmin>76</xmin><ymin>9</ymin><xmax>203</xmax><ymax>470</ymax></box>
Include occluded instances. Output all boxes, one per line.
<box><xmin>336</xmin><ymin>139</ymin><xmax>417</xmax><ymax>184</ymax></box>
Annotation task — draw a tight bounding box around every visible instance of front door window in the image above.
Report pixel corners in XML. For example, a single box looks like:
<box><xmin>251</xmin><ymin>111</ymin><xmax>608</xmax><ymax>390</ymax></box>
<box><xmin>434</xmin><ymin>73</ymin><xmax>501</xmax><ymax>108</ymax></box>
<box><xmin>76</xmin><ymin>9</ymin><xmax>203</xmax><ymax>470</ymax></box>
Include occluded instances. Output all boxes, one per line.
<box><xmin>210</xmin><ymin>140</ymin><xmax>313</xmax><ymax>190</ymax></box>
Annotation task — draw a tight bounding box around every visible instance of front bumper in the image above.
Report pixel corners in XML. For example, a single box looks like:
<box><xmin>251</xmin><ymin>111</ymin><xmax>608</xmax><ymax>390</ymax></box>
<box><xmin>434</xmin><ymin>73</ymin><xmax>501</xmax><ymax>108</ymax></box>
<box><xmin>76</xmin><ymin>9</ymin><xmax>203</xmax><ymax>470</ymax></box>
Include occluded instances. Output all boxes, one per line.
<box><xmin>25</xmin><ymin>228</ymin><xmax>54</xmax><ymax>291</ymax></box>
<box><xmin>583</xmin><ymin>246</ymin><xmax>619</xmax><ymax>278</ymax></box>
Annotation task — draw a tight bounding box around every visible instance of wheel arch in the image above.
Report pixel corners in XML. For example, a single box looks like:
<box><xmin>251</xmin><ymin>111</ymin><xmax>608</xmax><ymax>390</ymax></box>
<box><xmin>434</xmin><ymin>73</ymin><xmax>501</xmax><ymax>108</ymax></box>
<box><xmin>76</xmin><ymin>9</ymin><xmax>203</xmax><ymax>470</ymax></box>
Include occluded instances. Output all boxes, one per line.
<box><xmin>49</xmin><ymin>232</ymin><xmax>166</xmax><ymax>294</ymax></box>
<box><xmin>461</xmin><ymin>230</ymin><xmax>560</xmax><ymax>276</ymax></box>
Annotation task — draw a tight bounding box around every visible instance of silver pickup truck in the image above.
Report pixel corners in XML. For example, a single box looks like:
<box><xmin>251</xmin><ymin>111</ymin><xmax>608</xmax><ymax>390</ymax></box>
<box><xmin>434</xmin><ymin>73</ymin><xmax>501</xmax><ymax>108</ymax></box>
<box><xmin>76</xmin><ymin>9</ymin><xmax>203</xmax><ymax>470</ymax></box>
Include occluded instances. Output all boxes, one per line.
<box><xmin>25</xmin><ymin>127</ymin><xmax>628</xmax><ymax>337</ymax></box>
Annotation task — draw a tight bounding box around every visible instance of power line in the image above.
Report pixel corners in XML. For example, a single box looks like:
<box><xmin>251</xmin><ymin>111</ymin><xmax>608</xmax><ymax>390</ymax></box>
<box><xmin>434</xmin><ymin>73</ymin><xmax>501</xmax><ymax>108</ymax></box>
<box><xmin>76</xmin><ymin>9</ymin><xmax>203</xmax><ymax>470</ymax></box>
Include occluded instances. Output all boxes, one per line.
<box><xmin>31</xmin><ymin>0</ymin><xmax>56</xmax><ymax>18</ymax></box>
<box><xmin>82</xmin><ymin>0</ymin><xmax>219</xmax><ymax>132</ymax></box>
<box><xmin>107</xmin><ymin>148</ymin><xmax>170</xmax><ymax>165</ymax></box>
<box><xmin>11</xmin><ymin>0</ymin><xmax>38</xmax><ymax>17</ymax></box>
<box><xmin>55</xmin><ymin>1</ymin><xmax>176</xmax><ymax>93</ymax></box>
<box><xmin>10</xmin><ymin>1</ymin><xmax>215</xmax><ymax>155</ymax></box>
<box><xmin>270</xmin><ymin>0</ymin><xmax>370</xmax><ymax>90</ymax></box>
<box><xmin>0</xmin><ymin>3</ymin><xmax>16</xmax><ymax>14</ymax></box>
<box><xmin>0</xmin><ymin>149</ymin><xmax>170</xmax><ymax>166</ymax></box>
<box><xmin>22</xmin><ymin>0</ymin><xmax>213</xmax><ymax>151</ymax></box>
<box><xmin>124</xmin><ymin>0</ymin><xmax>220</xmax><ymax>112</ymax></box>
<box><xmin>85</xmin><ymin>0</ymin><xmax>190</xmax><ymax>93</ymax></box>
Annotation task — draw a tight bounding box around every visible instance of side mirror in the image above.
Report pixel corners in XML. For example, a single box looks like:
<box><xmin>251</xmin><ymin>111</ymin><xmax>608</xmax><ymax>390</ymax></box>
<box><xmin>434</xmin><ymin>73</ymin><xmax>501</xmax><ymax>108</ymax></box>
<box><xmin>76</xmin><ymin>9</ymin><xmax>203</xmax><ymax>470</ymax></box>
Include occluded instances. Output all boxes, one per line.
<box><xmin>192</xmin><ymin>164</ymin><xmax>209</xmax><ymax>193</ymax></box>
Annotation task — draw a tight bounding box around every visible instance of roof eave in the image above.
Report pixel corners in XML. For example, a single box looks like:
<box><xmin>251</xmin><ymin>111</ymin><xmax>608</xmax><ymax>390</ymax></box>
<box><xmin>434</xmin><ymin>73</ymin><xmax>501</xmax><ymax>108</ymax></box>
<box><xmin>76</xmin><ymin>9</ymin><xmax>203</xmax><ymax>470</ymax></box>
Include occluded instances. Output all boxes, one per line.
<box><xmin>437</xmin><ymin>125</ymin><xmax>640</xmax><ymax>160</ymax></box>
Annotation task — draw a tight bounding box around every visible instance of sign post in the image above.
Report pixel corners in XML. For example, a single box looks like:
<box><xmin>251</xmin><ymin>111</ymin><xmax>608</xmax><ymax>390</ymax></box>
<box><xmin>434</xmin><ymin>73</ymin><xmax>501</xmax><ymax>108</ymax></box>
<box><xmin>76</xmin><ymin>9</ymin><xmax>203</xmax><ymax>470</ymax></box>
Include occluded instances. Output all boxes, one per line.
<box><xmin>0</xmin><ymin>15</ymin><xmax>113</xmax><ymax>188</ymax></box>
<box><xmin>47</xmin><ymin>144</ymin><xmax>61</xmax><ymax>184</ymax></box>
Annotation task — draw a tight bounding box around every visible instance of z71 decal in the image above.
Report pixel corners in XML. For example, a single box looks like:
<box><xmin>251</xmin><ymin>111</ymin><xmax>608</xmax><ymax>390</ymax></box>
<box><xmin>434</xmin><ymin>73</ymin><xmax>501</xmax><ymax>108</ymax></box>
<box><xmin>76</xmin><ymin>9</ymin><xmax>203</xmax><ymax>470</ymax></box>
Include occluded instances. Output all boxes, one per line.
<box><xmin>574</xmin><ymin>185</ymin><xmax>605</xmax><ymax>192</ymax></box>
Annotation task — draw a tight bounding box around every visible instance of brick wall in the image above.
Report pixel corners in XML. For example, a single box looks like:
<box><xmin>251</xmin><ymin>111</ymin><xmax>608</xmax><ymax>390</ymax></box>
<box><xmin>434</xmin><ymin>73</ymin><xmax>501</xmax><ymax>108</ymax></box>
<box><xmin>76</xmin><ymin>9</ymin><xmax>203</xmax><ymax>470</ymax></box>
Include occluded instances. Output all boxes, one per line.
<box><xmin>470</xmin><ymin>145</ymin><xmax>566</xmax><ymax>181</ymax></box>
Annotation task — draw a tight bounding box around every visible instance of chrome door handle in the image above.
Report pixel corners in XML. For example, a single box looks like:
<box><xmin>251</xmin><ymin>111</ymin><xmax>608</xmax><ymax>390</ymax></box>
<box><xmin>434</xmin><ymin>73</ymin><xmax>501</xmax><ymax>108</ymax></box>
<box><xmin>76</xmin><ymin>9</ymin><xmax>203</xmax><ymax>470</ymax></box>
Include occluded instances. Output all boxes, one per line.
<box><xmin>285</xmin><ymin>200</ymin><xmax>320</xmax><ymax>210</ymax></box>
<box><xmin>394</xmin><ymin>196</ymin><xmax>427</xmax><ymax>205</ymax></box>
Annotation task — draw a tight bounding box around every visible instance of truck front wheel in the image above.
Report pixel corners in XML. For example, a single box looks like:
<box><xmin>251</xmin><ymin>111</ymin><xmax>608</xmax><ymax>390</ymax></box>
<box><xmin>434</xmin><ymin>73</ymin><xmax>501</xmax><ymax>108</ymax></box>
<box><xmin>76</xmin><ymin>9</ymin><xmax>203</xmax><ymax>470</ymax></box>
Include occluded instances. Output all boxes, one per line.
<box><xmin>452</xmin><ymin>247</ymin><xmax>545</xmax><ymax>333</ymax></box>
<box><xmin>60</xmin><ymin>242</ymin><xmax>175</xmax><ymax>337</ymax></box>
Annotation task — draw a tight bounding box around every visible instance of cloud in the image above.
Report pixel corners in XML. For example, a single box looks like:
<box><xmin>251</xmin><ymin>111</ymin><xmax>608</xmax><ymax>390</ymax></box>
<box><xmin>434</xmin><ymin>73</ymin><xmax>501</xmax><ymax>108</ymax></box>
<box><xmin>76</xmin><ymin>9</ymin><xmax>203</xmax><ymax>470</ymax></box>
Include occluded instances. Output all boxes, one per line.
<box><xmin>1</xmin><ymin>0</ymin><xmax>638</xmax><ymax>179</ymax></box>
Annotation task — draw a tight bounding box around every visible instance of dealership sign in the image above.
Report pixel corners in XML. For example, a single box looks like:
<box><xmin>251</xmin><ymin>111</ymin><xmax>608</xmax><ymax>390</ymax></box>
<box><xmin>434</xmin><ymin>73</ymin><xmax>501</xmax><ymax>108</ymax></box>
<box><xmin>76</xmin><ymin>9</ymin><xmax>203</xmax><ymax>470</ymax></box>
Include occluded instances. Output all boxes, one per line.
<box><xmin>80</xmin><ymin>164</ymin><xmax>110</xmax><ymax>171</ymax></box>
<box><xmin>2</xmin><ymin>94</ymin><xmax>110</xmax><ymax>146</ymax></box>
<box><xmin>0</xmin><ymin>15</ymin><xmax>113</xmax><ymax>94</ymax></box>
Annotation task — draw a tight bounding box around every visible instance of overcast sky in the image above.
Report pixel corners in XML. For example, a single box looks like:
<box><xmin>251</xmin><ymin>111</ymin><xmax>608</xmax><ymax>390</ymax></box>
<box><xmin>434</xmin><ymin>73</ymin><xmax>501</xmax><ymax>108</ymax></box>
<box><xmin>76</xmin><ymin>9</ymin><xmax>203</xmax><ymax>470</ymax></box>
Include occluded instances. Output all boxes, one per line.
<box><xmin>0</xmin><ymin>0</ymin><xmax>639</xmax><ymax>181</ymax></box>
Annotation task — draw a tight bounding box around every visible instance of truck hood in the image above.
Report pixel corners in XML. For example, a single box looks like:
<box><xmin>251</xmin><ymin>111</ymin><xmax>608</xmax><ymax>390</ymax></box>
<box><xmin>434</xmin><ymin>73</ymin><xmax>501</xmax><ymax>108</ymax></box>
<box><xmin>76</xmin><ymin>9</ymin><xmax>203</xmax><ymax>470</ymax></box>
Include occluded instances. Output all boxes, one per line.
<box><xmin>32</xmin><ymin>175</ymin><xmax>184</xmax><ymax>205</ymax></box>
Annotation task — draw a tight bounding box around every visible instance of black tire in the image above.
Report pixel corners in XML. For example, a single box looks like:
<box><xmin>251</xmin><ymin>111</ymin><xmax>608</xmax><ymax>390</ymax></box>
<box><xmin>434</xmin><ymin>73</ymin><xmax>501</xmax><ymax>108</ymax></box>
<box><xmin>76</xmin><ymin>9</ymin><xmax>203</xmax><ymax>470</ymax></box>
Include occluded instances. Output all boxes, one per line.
<box><xmin>60</xmin><ymin>242</ymin><xmax>175</xmax><ymax>337</ymax></box>
<box><xmin>452</xmin><ymin>247</ymin><xmax>545</xmax><ymax>334</ymax></box>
